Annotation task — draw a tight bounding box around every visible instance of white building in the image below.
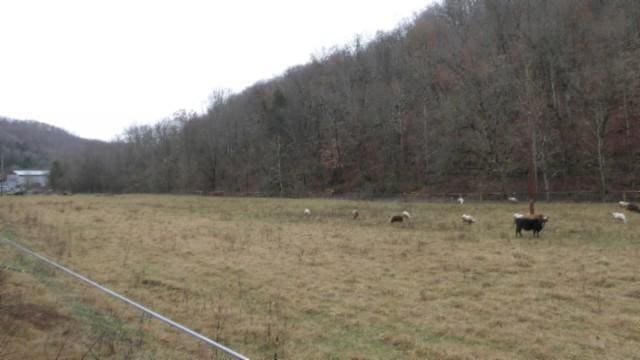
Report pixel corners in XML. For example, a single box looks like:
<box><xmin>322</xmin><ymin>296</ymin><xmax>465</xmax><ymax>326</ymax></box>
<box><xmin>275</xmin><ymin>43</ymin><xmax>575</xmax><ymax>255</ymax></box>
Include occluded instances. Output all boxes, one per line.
<box><xmin>5</xmin><ymin>170</ymin><xmax>50</xmax><ymax>190</ymax></box>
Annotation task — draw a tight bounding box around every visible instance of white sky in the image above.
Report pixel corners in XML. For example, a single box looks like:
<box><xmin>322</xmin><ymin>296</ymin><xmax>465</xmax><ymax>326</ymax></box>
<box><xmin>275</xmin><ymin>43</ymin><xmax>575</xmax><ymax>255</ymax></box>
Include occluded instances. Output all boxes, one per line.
<box><xmin>0</xmin><ymin>0</ymin><xmax>434</xmax><ymax>141</ymax></box>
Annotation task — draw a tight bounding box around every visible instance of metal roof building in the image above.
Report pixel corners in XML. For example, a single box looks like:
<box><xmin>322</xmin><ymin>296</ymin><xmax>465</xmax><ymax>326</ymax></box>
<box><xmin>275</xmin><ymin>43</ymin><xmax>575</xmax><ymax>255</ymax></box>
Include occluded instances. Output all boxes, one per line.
<box><xmin>13</xmin><ymin>170</ymin><xmax>50</xmax><ymax>177</ymax></box>
<box><xmin>7</xmin><ymin>170</ymin><xmax>50</xmax><ymax>189</ymax></box>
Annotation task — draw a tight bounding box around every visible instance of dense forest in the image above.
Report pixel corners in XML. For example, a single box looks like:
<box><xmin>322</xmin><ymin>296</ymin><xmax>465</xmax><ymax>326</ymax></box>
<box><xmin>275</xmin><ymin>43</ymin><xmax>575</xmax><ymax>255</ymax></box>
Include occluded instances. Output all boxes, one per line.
<box><xmin>7</xmin><ymin>0</ymin><xmax>640</xmax><ymax>198</ymax></box>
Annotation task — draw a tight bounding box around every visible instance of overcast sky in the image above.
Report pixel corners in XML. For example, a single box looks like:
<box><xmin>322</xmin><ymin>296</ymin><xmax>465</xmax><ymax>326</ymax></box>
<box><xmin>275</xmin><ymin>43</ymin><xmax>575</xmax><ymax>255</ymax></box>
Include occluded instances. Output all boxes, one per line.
<box><xmin>0</xmin><ymin>1</ymin><xmax>435</xmax><ymax>141</ymax></box>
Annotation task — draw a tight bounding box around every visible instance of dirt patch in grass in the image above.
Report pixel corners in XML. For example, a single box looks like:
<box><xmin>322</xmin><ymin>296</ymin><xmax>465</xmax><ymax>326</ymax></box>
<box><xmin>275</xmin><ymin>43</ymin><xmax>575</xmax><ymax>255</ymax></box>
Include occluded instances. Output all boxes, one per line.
<box><xmin>0</xmin><ymin>264</ymin><xmax>80</xmax><ymax>359</ymax></box>
<box><xmin>1</xmin><ymin>302</ymin><xmax>68</xmax><ymax>330</ymax></box>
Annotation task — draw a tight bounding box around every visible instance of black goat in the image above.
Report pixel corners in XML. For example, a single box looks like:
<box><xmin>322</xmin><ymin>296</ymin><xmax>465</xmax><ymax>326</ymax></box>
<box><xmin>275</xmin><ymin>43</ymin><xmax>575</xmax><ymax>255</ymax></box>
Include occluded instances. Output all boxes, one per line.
<box><xmin>515</xmin><ymin>215</ymin><xmax>549</xmax><ymax>237</ymax></box>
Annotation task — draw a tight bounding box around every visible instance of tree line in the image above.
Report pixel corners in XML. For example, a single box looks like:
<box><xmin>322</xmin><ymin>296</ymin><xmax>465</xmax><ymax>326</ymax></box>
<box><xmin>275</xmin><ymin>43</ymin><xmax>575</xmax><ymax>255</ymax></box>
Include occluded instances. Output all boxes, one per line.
<box><xmin>49</xmin><ymin>0</ymin><xmax>640</xmax><ymax>198</ymax></box>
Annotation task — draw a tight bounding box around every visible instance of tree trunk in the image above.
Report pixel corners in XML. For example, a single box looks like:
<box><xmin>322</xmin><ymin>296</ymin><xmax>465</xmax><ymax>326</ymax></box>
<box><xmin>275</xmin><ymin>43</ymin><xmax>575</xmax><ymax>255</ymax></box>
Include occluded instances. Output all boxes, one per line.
<box><xmin>623</xmin><ymin>86</ymin><xmax>631</xmax><ymax>147</ymax></box>
<box><xmin>593</xmin><ymin>107</ymin><xmax>609</xmax><ymax>202</ymax></box>
<box><xmin>539</xmin><ymin>135</ymin><xmax>551</xmax><ymax>201</ymax></box>
<box><xmin>276</xmin><ymin>135</ymin><xmax>284</xmax><ymax>196</ymax></box>
<box><xmin>596</xmin><ymin>128</ymin><xmax>607</xmax><ymax>201</ymax></box>
<box><xmin>332</xmin><ymin>116</ymin><xmax>342</xmax><ymax>168</ymax></box>
<box><xmin>422</xmin><ymin>101</ymin><xmax>429</xmax><ymax>184</ymax></box>
<box><xmin>209</xmin><ymin>152</ymin><xmax>217</xmax><ymax>191</ymax></box>
<box><xmin>525</xmin><ymin>64</ymin><xmax>536</xmax><ymax>214</ymax></box>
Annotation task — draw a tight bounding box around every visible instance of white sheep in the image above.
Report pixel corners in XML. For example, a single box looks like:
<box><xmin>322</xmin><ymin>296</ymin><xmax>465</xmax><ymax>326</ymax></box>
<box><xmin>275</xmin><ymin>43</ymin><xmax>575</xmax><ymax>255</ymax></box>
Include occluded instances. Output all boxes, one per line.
<box><xmin>508</xmin><ymin>196</ymin><xmax>518</xmax><ymax>202</ymax></box>
<box><xmin>461</xmin><ymin>214</ymin><xmax>476</xmax><ymax>224</ymax></box>
<box><xmin>457</xmin><ymin>196</ymin><xmax>464</xmax><ymax>205</ymax></box>
<box><xmin>619</xmin><ymin>201</ymin><xmax>630</xmax><ymax>208</ymax></box>
<box><xmin>513</xmin><ymin>213</ymin><xmax>525</xmax><ymax>219</ymax></box>
<box><xmin>303</xmin><ymin>208</ymin><xmax>311</xmax><ymax>217</ymax></box>
<box><xmin>390</xmin><ymin>211</ymin><xmax>412</xmax><ymax>225</ymax></box>
<box><xmin>612</xmin><ymin>212</ymin><xmax>628</xmax><ymax>224</ymax></box>
<box><xmin>352</xmin><ymin>209</ymin><xmax>359</xmax><ymax>220</ymax></box>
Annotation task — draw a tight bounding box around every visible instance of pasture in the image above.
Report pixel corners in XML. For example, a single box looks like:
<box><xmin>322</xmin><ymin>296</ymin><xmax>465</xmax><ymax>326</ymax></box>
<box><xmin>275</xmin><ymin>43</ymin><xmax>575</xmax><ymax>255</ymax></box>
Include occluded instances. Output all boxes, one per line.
<box><xmin>1</xmin><ymin>194</ymin><xmax>639</xmax><ymax>359</ymax></box>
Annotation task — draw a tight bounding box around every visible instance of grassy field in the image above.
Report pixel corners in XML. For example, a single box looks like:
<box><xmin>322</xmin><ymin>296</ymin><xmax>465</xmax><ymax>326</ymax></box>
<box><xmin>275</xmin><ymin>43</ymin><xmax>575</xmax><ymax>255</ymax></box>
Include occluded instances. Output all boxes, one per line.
<box><xmin>1</xmin><ymin>194</ymin><xmax>640</xmax><ymax>359</ymax></box>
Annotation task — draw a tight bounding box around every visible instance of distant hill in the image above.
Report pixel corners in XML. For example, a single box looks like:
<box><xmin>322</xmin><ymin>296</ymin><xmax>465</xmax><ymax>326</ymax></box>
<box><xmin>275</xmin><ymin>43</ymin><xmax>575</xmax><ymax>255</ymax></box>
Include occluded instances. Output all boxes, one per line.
<box><xmin>0</xmin><ymin>117</ymin><xmax>100</xmax><ymax>171</ymax></box>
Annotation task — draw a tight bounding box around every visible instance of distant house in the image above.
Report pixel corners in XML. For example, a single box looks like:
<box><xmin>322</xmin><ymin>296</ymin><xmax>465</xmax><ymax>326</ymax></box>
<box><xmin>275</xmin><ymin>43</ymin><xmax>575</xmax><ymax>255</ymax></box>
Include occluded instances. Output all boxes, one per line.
<box><xmin>5</xmin><ymin>170</ymin><xmax>50</xmax><ymax>190</ymax></box>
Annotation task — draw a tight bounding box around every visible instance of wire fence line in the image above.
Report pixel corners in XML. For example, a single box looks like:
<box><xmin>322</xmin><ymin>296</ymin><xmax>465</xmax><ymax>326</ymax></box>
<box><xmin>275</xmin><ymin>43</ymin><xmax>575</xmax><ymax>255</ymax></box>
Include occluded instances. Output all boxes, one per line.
<box><xmin>0</xmin><ymin>236</ymin><xmax>250</xmax><ymax>360</ymax></box>
<box><xmin>5</xmin><ymin>188</ymin><xmax>640</xmax><ymax>203</ymax></box>
<box><xmin>201</xmin><ymin>189</ymin><xmax>640</xmax><ymax>203</ymax></box>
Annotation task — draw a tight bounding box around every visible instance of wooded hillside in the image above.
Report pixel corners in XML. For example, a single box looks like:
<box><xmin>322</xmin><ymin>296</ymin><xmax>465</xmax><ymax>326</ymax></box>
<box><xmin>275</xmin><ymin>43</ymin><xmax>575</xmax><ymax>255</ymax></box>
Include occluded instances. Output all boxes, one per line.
<box><xmin>25</xmin><ymin>0</ymin><xmax>640</xmax><ymax>196</ymax></box>
<box><xmin>0</xmin><ymin>117</ymin><xmax>97</xmax><ymax>170</ymax></box>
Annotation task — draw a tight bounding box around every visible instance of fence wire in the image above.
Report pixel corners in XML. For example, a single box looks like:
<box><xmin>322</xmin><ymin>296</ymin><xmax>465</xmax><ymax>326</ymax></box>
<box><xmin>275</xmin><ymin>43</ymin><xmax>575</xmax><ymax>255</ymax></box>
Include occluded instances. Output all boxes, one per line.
<box><xmin>0</xmin><ymin>236</ymin><xmax>250</xmax><ymax>360</ymax></box>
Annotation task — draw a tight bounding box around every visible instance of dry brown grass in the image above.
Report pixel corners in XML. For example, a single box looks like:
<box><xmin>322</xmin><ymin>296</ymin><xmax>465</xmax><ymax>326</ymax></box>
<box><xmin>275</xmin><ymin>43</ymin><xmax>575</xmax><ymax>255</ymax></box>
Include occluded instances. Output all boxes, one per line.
<box><xmin>1</xmin><ymin>194</ymin><xmax>640</xmax><ymax>359</ymax></box>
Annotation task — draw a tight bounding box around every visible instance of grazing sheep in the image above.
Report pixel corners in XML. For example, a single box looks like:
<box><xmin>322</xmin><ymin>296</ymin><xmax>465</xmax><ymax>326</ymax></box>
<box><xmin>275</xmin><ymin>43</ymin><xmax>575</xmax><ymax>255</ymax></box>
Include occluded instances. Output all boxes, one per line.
<box><xmin>513</xmin><ymin>213</ymin><xmax>525</xmax><ymax>219</ymax></box>
<box><xmin>303</xmin><ymin>208</ymin><xmax>311</xmax><ymax>217</ymax></box>
<box><xmin>390</xmin><ymin>211</ymin><xmax>411</xmax><ymax>225</ymax></box>
<box><xmin>457</xmin><ymin>196</ymin><xmax>464</xmax><ymax>205</ymax></box>
<box><xmin>515</xmin><ymin>214</ymin><xmax>549</xmax><ymax>237</ymax></box>
<box><xmin>352</xmin><ymin>209</ymin><xmax>359</xmax><ymax>220</ymax></box>
<box><xmin>619</xmin><ymin>201</ymin><xmax>640</xmax><ymax>213</ymax></box>
<box><xmin>461</xmin><ymin>214</ymin><xmax>476</xmax><ymax>224</ymax></box>
<box><xmin>508</xmin><ymin>196</ymin><xmax>518</xmax><ymax>202</ymax></box>
<box><xmin>611</xmin><ymin>212</ymin><xmax>628</xmax><ymax>224</ymax></box>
